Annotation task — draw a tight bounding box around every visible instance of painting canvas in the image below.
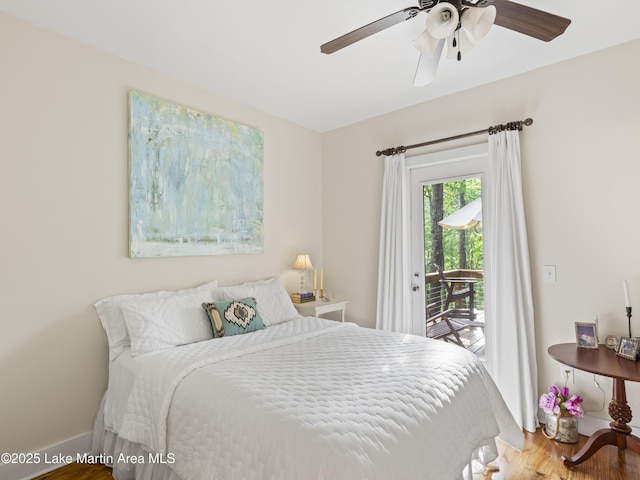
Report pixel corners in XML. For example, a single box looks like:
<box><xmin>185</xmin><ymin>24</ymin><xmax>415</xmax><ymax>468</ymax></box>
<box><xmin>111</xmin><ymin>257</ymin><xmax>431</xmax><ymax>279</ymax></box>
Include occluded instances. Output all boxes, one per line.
<box><xmin>129</xmin><ymin>91</ymin><xmax>264</xmax><ymax>258</ymax></box>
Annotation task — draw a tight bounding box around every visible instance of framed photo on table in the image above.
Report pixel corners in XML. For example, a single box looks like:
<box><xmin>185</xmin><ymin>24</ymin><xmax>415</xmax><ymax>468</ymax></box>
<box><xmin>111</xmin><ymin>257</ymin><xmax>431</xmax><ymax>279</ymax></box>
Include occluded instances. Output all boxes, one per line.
<box><xmin>605</xmin><ymin>335</ymin><xmax>620</xmax><ymax>350</ymax></box>
<box><xmin>575</xmin><ymin>322</ymin><xmax>598</xmax><ymax>349</ymax></box>
<box><xmin>617</xmin><ymin>337</ymin><xmax>640</xmax><ymax>360</ymax></box>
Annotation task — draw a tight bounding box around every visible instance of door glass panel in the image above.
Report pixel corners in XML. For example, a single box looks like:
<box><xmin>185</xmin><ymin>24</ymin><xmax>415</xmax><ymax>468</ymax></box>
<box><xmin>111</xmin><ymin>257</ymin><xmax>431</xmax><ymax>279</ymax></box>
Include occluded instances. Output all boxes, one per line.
<box><xmin>423</xmin><ymin>178</ymin><xmax>485</xmax><ymax>358</ymax></box>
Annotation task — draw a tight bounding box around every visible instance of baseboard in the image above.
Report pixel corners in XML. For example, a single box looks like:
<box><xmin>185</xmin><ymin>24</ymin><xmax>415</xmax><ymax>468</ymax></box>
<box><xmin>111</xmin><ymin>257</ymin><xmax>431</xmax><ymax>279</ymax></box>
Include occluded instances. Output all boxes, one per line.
<box><xmin>577</xmin><ymin>414</ymin><xmax>610</xmax><ymax>436</ymax></box>
<box><xmin>0</xmin><ymin>431</ymin><xmax>92</xmax><ymax>480</ymax></box>
<box><xmin>537</xmin><ymin>411</ymin><xmax>639</xmax><ymax>437</ymax></box>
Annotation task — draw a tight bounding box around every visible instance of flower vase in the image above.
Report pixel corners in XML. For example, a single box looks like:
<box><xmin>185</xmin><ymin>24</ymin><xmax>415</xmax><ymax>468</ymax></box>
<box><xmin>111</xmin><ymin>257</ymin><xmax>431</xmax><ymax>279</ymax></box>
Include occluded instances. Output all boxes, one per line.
<box><xmin>544</xmin><ymin>412</ymin><xmax>579</xmax><ymax>443</ymax></box>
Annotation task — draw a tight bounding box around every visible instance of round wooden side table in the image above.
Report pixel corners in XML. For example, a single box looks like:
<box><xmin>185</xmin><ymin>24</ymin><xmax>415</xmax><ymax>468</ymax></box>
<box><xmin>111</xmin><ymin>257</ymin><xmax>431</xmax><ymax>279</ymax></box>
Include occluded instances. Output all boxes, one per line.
<box><xmin>548</xmin><ymin>343</ymin><xmax>640</xmax><ymax>467</ymax></box>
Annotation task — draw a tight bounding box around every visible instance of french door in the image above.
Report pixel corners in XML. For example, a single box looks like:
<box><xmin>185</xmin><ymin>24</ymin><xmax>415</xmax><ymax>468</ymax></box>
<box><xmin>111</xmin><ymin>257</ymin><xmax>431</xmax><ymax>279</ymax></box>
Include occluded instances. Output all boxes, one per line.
<box><xmin>407</xmin><ymin>143</ymin><xmax>488</xmax><ymax>337</ymax></box>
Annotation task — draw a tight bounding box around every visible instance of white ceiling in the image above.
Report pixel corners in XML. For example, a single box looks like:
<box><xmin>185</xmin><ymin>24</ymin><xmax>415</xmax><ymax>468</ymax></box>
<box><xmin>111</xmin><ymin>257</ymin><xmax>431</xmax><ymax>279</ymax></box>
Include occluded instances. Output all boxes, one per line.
<box><xmin>2</xmin><ymin>0</ymin><xmax>640</xmax><ymax>132</ymax></box>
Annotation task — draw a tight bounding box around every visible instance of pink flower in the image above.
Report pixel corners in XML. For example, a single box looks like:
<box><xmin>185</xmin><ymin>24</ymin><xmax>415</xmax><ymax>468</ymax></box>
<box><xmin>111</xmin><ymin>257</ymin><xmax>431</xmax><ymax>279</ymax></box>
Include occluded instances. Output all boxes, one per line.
<box><xmin>539</xmin><ymin>385</ymin><xmax>584</xmax><ymax>417</ymax></box>
<box><xmin>539</xmin><ymin>392</ymin><xmax>558</xmax><ymax>415</ymax></box>
<box><xmin>564</xmin><ymin>395</ymin><xmax>584</xmax><ymax>417</ymax></box>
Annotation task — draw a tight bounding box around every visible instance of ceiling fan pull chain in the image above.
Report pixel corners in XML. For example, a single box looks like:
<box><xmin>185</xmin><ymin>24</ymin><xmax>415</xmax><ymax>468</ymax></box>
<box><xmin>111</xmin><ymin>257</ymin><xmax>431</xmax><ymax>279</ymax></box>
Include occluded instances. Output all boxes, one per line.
<box><xmin>456</xmin><ymin>30</ymin><xmax>462</xmax><ymax>61</ymax></box>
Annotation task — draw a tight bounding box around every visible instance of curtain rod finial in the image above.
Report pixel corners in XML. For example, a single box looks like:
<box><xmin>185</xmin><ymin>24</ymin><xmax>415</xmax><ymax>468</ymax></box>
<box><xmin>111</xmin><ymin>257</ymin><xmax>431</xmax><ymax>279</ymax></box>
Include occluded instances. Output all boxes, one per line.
<box><xmin>524</xmin><ymin>118</ymin><xmax>533</xmax><ymax>126</ymax></box>
<box><xmin>376</xmin><ymin>146</ymin><xmax>406</xmax><ymax>157</ymax></box>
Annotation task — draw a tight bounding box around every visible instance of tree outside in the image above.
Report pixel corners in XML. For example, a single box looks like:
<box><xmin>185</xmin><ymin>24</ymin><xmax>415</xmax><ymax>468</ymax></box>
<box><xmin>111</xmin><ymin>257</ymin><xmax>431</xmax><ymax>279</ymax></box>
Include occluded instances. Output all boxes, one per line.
<box><xmin>423</xmin><ymin>177</ymin><xmax>483</xmax><ymax>311</ymax></box>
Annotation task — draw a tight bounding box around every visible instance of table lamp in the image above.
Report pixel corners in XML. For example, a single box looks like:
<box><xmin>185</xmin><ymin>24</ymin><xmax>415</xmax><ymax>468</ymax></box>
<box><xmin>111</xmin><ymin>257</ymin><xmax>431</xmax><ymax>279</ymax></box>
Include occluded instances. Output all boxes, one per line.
<box><xmin>292</xmin><ymin>254</ymin><xmax>314</xmax><ymax>293</ymax></box>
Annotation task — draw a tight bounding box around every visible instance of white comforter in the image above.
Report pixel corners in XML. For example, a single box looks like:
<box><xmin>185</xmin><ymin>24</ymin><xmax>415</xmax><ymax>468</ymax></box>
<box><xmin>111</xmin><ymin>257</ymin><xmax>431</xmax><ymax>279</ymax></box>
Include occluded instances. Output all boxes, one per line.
<box><xmin>105</xmin><ymin>317</ymin><xmax>522</xmax><ymax>480</ymax></box>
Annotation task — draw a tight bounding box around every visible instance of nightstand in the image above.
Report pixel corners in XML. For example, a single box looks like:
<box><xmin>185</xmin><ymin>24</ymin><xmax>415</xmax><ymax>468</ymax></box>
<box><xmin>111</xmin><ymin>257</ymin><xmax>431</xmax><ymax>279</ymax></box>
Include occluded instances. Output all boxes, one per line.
<box><xmin>293</xmin><ymin>299</ymin><xmax>349</xmax><ymax>322</ymax></box>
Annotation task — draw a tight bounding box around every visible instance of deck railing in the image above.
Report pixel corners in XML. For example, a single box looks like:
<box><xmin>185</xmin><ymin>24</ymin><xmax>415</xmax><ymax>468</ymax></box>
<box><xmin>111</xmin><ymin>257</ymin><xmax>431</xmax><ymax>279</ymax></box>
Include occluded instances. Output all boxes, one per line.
<box><xmin>424</xmin><ymin>269</ymin><xmax>484</xmax><ymax>317</ymax></box>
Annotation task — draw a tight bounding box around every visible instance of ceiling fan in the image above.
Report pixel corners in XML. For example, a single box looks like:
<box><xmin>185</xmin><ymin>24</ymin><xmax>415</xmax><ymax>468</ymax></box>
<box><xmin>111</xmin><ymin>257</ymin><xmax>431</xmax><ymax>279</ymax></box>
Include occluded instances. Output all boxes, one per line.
<box><xmin>320</xmin><ymin>0</ymin><xmax>571</xmax><ymax>86</ymax></box>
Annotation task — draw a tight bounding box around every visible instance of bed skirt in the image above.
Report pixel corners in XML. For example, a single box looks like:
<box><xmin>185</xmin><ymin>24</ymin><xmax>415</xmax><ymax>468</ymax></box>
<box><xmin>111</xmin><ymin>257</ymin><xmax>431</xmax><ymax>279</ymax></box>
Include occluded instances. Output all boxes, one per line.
<box><xmin>92</xmin><ymin>393</ymin><xmax>180</xmax><ymax>480</ymax></box>
<box><xmin>91</xmin><ymin>392</ymin><xmax>500</xmax><ymax>480</ymax></box>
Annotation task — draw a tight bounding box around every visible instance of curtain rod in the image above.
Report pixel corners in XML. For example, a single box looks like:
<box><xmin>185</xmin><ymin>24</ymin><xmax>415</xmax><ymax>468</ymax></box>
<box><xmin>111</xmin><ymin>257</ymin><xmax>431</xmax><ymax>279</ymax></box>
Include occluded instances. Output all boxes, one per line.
<box><xmin>375</xmin><ymin>118</ymin><xmax>533</xmax><ymax>157</ymax></box>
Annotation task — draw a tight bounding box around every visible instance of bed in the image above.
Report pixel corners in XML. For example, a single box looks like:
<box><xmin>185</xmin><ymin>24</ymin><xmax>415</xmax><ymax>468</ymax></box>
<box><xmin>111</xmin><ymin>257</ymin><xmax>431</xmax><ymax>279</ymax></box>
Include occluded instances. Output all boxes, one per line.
<box><xmin>92</xmin><ymin>277</ymin><xmax>523</xmax><ymax>480</ymax></box>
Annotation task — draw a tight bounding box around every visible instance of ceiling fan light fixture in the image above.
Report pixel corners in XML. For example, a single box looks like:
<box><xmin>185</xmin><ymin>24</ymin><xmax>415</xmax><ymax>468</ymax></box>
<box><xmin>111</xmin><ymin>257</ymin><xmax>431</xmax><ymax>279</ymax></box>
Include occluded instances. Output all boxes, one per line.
<box><xmin>425</xmin><ymin>2</ymin><xmax>460</xmax><ymax>39</ymax></box>
<box><xmin>460</xmin><ymin>5</ymin><xmax>496</xmax><ymax>42</ymax></box>
<box><xmin>321</xmin><ymin>0</ymin><xmax>571</xmax><ymax>87</ymax></box>
<box><xmin>412</xmin><ymin>29</ymin><xmax>441</xmax><ymax>58</ymax></box>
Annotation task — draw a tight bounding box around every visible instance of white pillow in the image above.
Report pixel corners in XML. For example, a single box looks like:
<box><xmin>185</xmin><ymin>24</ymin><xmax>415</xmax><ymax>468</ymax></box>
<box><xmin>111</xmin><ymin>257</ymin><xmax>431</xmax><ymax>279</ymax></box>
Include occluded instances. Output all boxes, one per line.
<box><xmin>217</xmin><ymin>277</ymin><xmax>299</xmax><ymax>327</ymax></box>
<box><xmin>121</xmin><ymin>290</ymin><xmax>214</xmax><ymax>357</ymax></box>
<box><xmin>94</xmin><ymin>280</ymin><xmax>219</xmax><ymax>361</ymax></box>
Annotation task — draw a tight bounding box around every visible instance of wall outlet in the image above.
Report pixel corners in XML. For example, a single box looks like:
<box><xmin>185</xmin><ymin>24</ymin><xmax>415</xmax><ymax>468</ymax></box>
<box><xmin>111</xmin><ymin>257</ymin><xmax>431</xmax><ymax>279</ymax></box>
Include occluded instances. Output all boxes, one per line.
<box><xmin>560</xmin><ymin>367</ymin><xmax>574</xmax><ymax>384</ymax></box>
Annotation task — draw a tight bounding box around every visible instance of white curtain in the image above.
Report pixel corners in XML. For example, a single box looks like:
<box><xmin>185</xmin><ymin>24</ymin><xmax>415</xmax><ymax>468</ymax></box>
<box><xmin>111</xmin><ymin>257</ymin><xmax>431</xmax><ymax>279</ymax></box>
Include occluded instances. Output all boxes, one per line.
<box><xmin>484</xmin><ymin>130</ymin><xmax>539</xmax><ymax>432</ymax></box>
<box><xmin>376</xmin><ymin>153</ymin><xmax>413</xmax><ymax>333</ymax></box>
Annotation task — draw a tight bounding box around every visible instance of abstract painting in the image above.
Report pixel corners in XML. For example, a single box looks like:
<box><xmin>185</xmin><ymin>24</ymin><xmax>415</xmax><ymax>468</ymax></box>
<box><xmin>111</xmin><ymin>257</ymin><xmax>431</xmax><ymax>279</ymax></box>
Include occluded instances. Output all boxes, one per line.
<box><xmin>129</xmin><ymin>91</ymin><xmax>264</xmax><ymax>258</ymax></box>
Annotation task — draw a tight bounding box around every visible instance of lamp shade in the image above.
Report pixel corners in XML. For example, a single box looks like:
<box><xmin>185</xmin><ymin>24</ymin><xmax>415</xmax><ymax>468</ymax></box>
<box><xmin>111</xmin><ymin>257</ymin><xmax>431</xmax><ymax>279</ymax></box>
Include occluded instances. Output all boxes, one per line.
<box><xmin>425</xmin><ymin>2</ymin><xmax>459</xmax><ymax>39</ymax></box>
<box><xmin>460</xmin><ymin>5</ymin><xmax>496</xmax><ymax>42</ymax></box>
<box><xmin>292</xmin><ymin>254</ymin><xmax>314</xmax><ymax>270</ymax></box>
<box><xmin>413</xmin><ymin>40</ymin><xmax>445</xmax><ymax>86</ymax></box>
<box><xmin>412</xmin><ymin>29</ymin><xmax>441</xmax><ymax>58</ymax></box>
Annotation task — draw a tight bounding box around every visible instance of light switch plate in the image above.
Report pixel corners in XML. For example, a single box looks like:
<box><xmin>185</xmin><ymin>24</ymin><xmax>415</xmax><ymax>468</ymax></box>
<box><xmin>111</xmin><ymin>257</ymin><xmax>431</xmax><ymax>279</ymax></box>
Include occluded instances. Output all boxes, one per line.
<box><xmin>543</xmin><ymin>265</ymin><xmax>557</xmax><ymax>283</ymax></box>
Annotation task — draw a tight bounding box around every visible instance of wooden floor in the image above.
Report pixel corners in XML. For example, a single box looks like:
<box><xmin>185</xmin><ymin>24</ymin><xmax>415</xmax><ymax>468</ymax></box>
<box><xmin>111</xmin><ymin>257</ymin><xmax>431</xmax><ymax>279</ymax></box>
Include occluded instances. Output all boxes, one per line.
<box><xmin>33</xmin><ymin>462</ymin><xmax>113</xmax><ymax>480</ymax></box>
<box><xmin>32</xmin><ymin>428</ymin><xmax>640</xmax><ymax>479</ymax></box>
<box><xmin>490</xmin><ymin>428</ymin><xmax>640</xmax><ymax>479</ymax></box>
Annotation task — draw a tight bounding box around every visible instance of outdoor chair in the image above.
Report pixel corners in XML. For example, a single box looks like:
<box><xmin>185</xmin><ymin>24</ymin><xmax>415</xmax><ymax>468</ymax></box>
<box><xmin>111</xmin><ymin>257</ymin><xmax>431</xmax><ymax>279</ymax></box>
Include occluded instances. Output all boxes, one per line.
<box><xmin>425</xmin><ymin>309</ymin><xmax>466</xmax><ymax>346</ymax></box>
<box><xmin>434</xmin><ymin>264</ymin><xmax>477</xmax><ymax>321</ymax></box>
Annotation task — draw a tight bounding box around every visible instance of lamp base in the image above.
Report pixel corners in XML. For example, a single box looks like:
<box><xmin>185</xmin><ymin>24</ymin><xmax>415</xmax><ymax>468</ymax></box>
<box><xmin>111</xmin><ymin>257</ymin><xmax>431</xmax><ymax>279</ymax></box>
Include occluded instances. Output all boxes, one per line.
<box><xmin>298</xmin><ymin>271</ymin><xmax>307</xmax><ymax>294</ymax></box>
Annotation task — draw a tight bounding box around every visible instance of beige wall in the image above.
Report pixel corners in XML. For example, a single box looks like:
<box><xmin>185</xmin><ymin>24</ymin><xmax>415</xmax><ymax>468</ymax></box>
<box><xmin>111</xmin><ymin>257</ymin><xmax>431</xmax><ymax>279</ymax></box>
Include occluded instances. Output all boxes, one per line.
<box><xmin>0</xmin><ymin>13</ymin><xmax>322</xmax><ymax>455</ymax></box>
<box><xmin>322</xmin><ymin>39</ymin><xmax>640</xmax><ymax>424</ymax></box>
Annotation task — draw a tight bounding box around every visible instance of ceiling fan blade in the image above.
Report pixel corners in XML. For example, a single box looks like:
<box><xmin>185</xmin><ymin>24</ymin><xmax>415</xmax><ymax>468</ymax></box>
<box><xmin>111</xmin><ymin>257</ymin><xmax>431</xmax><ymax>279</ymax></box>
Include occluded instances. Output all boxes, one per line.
<box><xmin>321</xmin><ymin>7</ymin><xmax>423</xmax><ymax>54</ymax></box>
<box><xmin>487</xmin><ymin>0</ymin><xmax>571</xmax><ymax>42</ymax></box>
<box><xmin>413</xmin><ymin>39</ymin><xmax>445</xmax><ymax>86</ymax></box>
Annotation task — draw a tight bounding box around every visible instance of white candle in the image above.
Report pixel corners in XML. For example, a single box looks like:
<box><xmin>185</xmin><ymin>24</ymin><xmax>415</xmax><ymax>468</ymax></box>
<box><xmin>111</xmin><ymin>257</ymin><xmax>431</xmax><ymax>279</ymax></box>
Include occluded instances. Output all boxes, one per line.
<box><xmin>320</xmin><ymin>269</ymin><xmax>324</xmax><ymax>290</ymax></box>
<box><xmin>623</xmin><ymin>280</ymin><xmax>631</xmax><ymax>308</ymax></box>
<box><xmin>313</xmin><ymin>269</ymin><xmax>317</xmax><ymax>290</ymax></box>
